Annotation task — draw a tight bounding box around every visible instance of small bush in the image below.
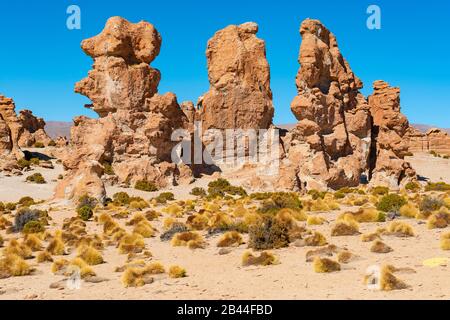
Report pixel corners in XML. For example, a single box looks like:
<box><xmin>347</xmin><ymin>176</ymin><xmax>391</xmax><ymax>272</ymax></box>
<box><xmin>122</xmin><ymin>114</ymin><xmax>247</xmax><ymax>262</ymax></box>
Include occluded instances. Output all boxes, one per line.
<box><xmin>26</xmin><ymin>173</ymin><xmax>46</xmax><ymax>184</ymax></box>
<box><xmin>405</xmin><ymin>182</ymin><xmax>420</xmax><ymax>192</ymax></box>
<box><xmin>248</xmin><ymin>215</ymin><xmax>289</xmax><ymax>250</ymax></box>
<box><xmin>308</xmin><ymin>189</ymin><xmax>327</xmax><ymax>200</ymax></box>
<box><xmin>169</xmin><ymin>265</ymin><xmax>187</xmax><ymax>278</ymax></box>
<box><xmin>387</xmin><ymin>221</ymin><xmax>415</xmax><ymax>237</ymax></box>
<box><xmin>440</xmin><ymin>232</ymin><xmax>450</xmax><ymax>250</ymax></box>
<box><xmin>303</xmin><ymin>232</ymin><xmax>328</xmax><ymax>247</ymax></box>
<box><xmin>427</xmin><ymin>212</ymin><xmax>449</xmax><ymax>229</ymax></box>
<box><xmin>134</xmin><ymin>180</ymin><xmax>158</xmax><ymax>192</ymax></box>
<box><xmin>217</xmin><ymin>231</ymin><xmax>244</xmax><ymax>247</ymax></box>
<box><xmin>370</xmin><ymin>240</ymin><xmax>393</xmax><ymax>253</ymax></box>
<box><xmin>154</xmin><ymin>192</ymin><xmax>175</xmax><ymax>204</ymax></box>
<box><xmin>171</xmin><ymin>232</ymin><xmax>205</xmax><ymax>249</ymax></box>
<box><xmin>419</xmin><ymin>196</ymin><xmax>444</xmax><ymax>214</ymax></box>
<box><xmin>18</xmin><ymin>196</ymin><xmax>35</xmax><ymax>207</ymax></box>
<box><xmin>77</xmin><ymin>206</ymin><xmax>93</xmax><ymax>221</ymax></box>
<box><xmin>372</xmin><ymin>186</ymin><xmax>390</xmax><ymax>196</ymax></box>
<box><xmin>30</xmin><ymin>158</ymin><xmax>40</xmax><ymax>166</ymax></box>
<box><xmin>307</xmin><ymin>215</ymin><xmax>326</xmax><ymax>226</ymax></box>
<box><xmin>207</xmin><ymin>179</ymin><xmax>247</xmax><ymax>199</ymax></box>
<box><xmin>190</xmin><ymin>187</ymin><xmax>206</xmax><ymax>197</ymax></box>
<box><xmin>77</xmin><ymin>194</ymin><xmax>97</xmax><ymax>210</ymax></box>
<box><xmin>425</xmin><ymin>182</ymin><xmax>450</xmax><ymax>192</ymax></box>
<box><xmin>313</xmin><ymin>257</ymin><xmax>341</xmax><ymax>273</ymax></box>
<box><xmin>399</xmin><ymin>203</ymin><xmax>419</xmax><ymax>219</ymax></box>
<box><xmin>242</xmin><ymin>251</ymin><xmax>278</xmax><ymax>266</ymax></box>
<box><xmin>22</xmin><ymin>221</ymin><xmax>44</xmax><ymax>234</ymax></box>
<box><xmin>118</xmin><ymin>233</ymin><xmax>146</xmax><ymax>254</ymax></box>
<box><xmin>36</xmin><ymin>251</ymin><xmax>53</xmax><ymax>263</ymax></box>
<box><xmin>376</xmin><ymin>194</ymin><xmax>407</xmax><ymax>213</ymax></box>
<box><xmin>4</xmin><ymin>239</ymin><xmax>33</xmax><ymax>259</ymax></box>
<box><xmin>160</xmin><ymin>223</ymin><xmax>188</xmax><ymax>241</ymax></box>
<box><xmin>113</xmin><ymin>192</ymin><xmax>130</xmax><ymax>206</ymax></box>
<box><xmin>77</xmin><ymin>245</ymin><xmax>104</xmax><ymax>265</ymax></box>
<box><xmin>331</xmin><ymin>219</ymin><xmax>360</xmax><ymax>237</ymax></box>
<box><xmin>133</xmin><ymin>221</ymin><xmax>154</xmax><ymax>238</ymax></box>
<box><xmin>13</xmin><ymin>208</ymin><xmax>41</xmax><ymax>232</ymax></box>
<box><xmin>34</xmin><ymin>142</ymin><xmax>45</xmax><ymax>148</ymax></box>
<box><xmin>0</xmin><ymin>254</ymin><xmax>33</xmax><ymax>277</ymax></box>
<box><xmin>337</xmin><ymin>251</ymin><xmax>354</xmax><ymax>264</ymax></box>
<box><xmin>379</xmin><ymin>265</ymin><xmax>408</xmax><ymax>291</ymax></box>
<box><xmin>46</xmin><ymin>232</ymin><xmax>65</xmax><ymax>255</ymax></box>
<box><xmin>17</xmin><ymin>158</ymin><xmax>31</xmax><ymax>169</ymax></box>
<box><xmin>258</xmin><ymin>192</ymin><xmax>302</xmax><ymax>215</ymax></box>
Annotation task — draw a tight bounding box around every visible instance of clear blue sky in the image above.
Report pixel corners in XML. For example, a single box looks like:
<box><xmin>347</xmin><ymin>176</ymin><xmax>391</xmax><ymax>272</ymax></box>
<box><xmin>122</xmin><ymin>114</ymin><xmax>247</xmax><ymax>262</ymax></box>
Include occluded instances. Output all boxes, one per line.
<box><xmin>0</xmin><ymin>0</ymin><xmax>449</xmax><ymax>127</ymax></box>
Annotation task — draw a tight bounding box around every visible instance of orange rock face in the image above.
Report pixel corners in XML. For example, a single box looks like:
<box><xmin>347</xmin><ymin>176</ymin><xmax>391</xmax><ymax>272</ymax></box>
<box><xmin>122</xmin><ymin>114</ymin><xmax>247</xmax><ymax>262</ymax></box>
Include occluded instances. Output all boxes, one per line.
<box><xmin>284</xmin><ymin>19</ymin><xmax>372</xmax><ymax>190</ymax></box>
<box><xmin>18</xmin><ymin>110</ymin><xmax>52</xmax><ymax>147</ymax></box>
<box><xmin>367</xmin><ymin>81</ymin><xmax>415</xmax><ymax>188</ymax></box>
<box><xmin>56</xmin><ymin>17</ymin><xmax>192</xmax><ymax>202</ymax></box>
<box><xmin>198</xmin><ymin>22</ymin><xmax>274</xmax><ymax>131</ymax></box>
<box><xmin>408</xmin><ymin>128</ymin><xmax>450</xmax><ymax>155</ymax></box>
<box><xmin>0</xmin><ymin>95</ymin><xmax>24</xmax><ymax>163</ymax></box>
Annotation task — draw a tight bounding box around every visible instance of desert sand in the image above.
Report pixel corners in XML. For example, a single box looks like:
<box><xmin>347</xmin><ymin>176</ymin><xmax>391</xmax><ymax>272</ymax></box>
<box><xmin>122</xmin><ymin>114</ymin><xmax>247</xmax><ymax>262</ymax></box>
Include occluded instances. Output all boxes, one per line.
<box><xmin>0</xmin><ymin>151</ymin><xmax>448</xmax><ymax>300</ymax></box>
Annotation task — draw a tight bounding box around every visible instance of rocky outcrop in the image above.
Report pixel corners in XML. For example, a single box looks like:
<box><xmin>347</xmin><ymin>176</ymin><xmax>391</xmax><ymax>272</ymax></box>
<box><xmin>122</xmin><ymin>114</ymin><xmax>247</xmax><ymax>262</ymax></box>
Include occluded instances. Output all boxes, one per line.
<box><xmin>282</xmin><ymin>19</ymin><xmax>372</xmax><ymax>191</ymax></box>
<box><xmin>408</xmin><ymin>127</ymin><xmax>450</xmax><ymax>155</ymax></box>
<box><xmin>18</xmin><ymin>110</ymin><xmax>52</xmax><ymax>147</ymax></box>
<box><xmin>198</xmin><ymin>22</ymin><xmax>274</xmax><ymax>131</ymax></box>
<box><xmin>368</xmin><ymin>81</ymin><xmax>415</xmax><ymax>188</ymax></box>
<box><xmin>55</xmin><ymin>17</ymin><xmax>192</xmax><ymax>202</ymax></box>
<box><xmin>0</xmin><ymin>95</ymin><xmax>24</xmax><ymax>163</ymax></box>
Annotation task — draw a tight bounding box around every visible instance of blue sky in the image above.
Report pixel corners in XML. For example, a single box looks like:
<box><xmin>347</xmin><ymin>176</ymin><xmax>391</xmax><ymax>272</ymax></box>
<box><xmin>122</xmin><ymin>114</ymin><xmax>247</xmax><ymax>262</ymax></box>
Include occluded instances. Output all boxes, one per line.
<box><xmin>0</xmin><ymin>0</ymin><xmax>449</xmax><ymax>127</ymax></box>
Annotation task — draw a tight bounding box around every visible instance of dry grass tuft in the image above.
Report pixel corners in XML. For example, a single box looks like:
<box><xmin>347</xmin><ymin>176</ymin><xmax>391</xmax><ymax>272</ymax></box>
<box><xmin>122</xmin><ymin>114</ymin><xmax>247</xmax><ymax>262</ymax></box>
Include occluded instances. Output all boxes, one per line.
<box><xmin>217</xmin><ymin>231</ymin><xmax>244</xmax><ymax>247</ymax></box>
<box><xmin>169</xmin><ymin>265</ymin><xmax>187</xmax><ymax>278</ymax></box>
<box><xmin>441</xmin><ymin>232</ymin><xmax>450</xmax><ymax>250</ymax></box>
<box><xmin>77</xmin><ymin>245</ymin><xmax>104</xmax><ymax>265</ymax></box>
<box><xmin>36</xmin><ymin>250</ymin><xmax>53</xmax><ymax>263</ymax></box>
<box><xmin>242</xmin><ymin>251</ymin><xmax>279</xmax><ymax>266</ymax></box>
<box><xmin>307</xmin><ymin>215</ymin><xmax>327</xmax><ymax>226</ymax></box>
<box><xmin>171</xmin><ymin>231</ymin><xmax>206</xmax><ymax>249</ymax></box>
<box><xmin>313</xmin><ymin>257</ymin><xmax>341</xmax><ymax>273</ymax></box>
<box><xmin>133</xmin><ymin>221</ymin><xmax>154</xmax><ymax>238</ymax></box>
<box><xmin>387</xmin><ymin>221</ymin><xmax>415</xmax><ymax>237</ymax></box>
<box><xmin>118</xmin><ymin>233</ymin><xmax>146</xmax><ymax>254</ymax></box>
<box><xmin>4</xmin><ymin>239</ymin><xmax>32</xmax><ymax>259</ymax></box>
<box><xmin>370</xmin><ymin>240</ymin><xmax>393</xmax><ymax>253</ymax></box>
<box><xmin>0</xmin><ymin>254</ymin><xmax>33</xmax><ymax>278</ymax></box>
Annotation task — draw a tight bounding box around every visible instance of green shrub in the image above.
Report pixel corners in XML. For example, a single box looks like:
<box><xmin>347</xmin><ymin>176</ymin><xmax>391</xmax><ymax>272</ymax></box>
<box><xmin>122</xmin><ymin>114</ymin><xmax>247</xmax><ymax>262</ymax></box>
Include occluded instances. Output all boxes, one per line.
<box><xmin>103</xmin><ymin>162</ymin><xmax>114</xmax><ymax>175</ymax></box>
<box><xmin>258</xmin><ymin>192</ymin><xmax>303</xmax><ymax>215</ymax></box>
<box><xmin>405</xmin><ymin>182</ymin><xmax>420</xmax><ymax>192</ymax></box>
<box><xmin>77</xmin><ymin>194</ymin><xmax>97</xmax><ymax>210</ymax></box>
<box><xmin>18</xmin><ymin>196</ymin><xmax>35</xmax><ymax>207</ymax></box>
<box><xmin>77</xmin><ymin>206</ymin><xmax>93</xmax><ymax>221</ymax></box>
<box><xmin>113</xmin><ymin>192</ymin><xmax>131</xmax><ymax>206</ymax></box>
<box><xmin>207</xmin><ymin>178</ymin><xmax>247</xmax><ymax>199</ymax></box>
<box><xmin>419</xmin><ymin>196</ymin><xmax>444</xmax><ymax>213</ymax></box>
<box><xmin>308</xmin><ymin>190</ymin><xmax>327</xmax><ymax>200</ymax></box>
<box><xmin>22</xmin><ymin>221</ymin><xmax>44</xmax><ymax>234</ymax></box>
<box><xmin>425</xmin><ymin>182</ymin><xmax>450</xmax><ymax>192</ymax></box>
<box><xmin>30</xmin><ymin>158</ymin><xmax>40</xmax><ymax>166</ymax></box>
<box><xmin>248</xmin><ymin>215</ymin><xmax>290</xmax><ymax>250</ymax></box>
<box><xmin>13</xmin><ymin>208</ymin><xmax>41</xmax><ymax>232</ymax></box>
<box><xmin>430</xmin><ymin>150</ymin><xmax>438</xmax><ymax>157</ymax></box>
<box><xmin>334</xmin><ymin>191</ymin><xmax>346</xmax><ymax>199</ymax></box>
<box><xmin>154</xmin><ymin>192</ymin><xmax>175</xmax><ymax>204</ymax></box>
<box><xmin>371</xmin><ymin>186</ymin><xmax>390</xmax><ymax>196</ymax></box>
<box><xmin>26</xmin><ymin>173</ymin><xmax>46</xmax><ymax>184</ymax></box>
<box><xmin>17</xmin><ymin>158</ymin><xmax>31</xmax><ymax>169</ymax></box>
<box><xmin>134</xmin><ymin>180</ymin><xmax>158</xmax><ymax>192</ymax></box>
<box><xmin>190</xmin><ymin>187</ymin><xmax>206</xmax><ymax>197</ymax></box>
<box><xmin>5</xmin><ymin>202</ymin><xmax>16</xmax><ymax>211</ymax></box>
<box><xmin>34</xmin><ymin>142</ymin><xmax>45</xmax><ymax>148</ymax></box>
<box><xmin>376</xmin><ymin>194</ymin><xmax>407</xmax><ymax>212</ymax></box>
<box><xmin>48</xmin><ymin>140</ymin><xmax>57</xmax><ymax>147</ymax></box>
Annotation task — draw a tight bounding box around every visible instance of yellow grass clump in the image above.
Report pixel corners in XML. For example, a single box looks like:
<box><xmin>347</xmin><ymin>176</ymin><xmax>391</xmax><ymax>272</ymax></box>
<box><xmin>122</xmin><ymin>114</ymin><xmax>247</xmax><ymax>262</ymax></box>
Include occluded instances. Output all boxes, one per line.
<box><xmin>163</xmin><ymin>217</ymin><xmax>176</xmax><ymax>230</ymax></box>
<box><xmin>337</xmin><ymin>251</ymin><xmax>354</xmax><ymax>264</ymax></box>
<box><xmin>118</xmin><ymin>233</ymin><xmax>146</xmax><ymax>254</ymax></box>
<box><xmin>0</xmin><ymin>235</ymin><xmax>3</xmax><ymax>247</ymax></box>
<box><xmin>342</xmin><ymin>207</ymin><xmax>383</xmax><ymax>223</ymax></box>
<box><xmin>23</xmin><ymin>234</ymin><xmax>43</xmax><ymax>251</ymax></box>
<box><xmin>121</xmin><ymin>266</ymin><xmax>154</xmax><ymax>288</ymax></box>
<box><xmin>304</xmin><ymin>232</ymin><xmax>328</xmax><ymax>247</ymax></box>
<box><xmin>4</xmin><ymin>239</ymin><xmax>32</xmax><ymax>259</ymax></box>
<box><xmin>187</xmin><ymin>214</ymin><xmax>209</xmax><ymax>230</ymax></box>
<box><xmin>379</xmin><ymin>265</ymin><xmax>408</xmax><ymax>291</ymax></box>
<box><xmin>370</xmin><ymin>240</ymin><xmax>393</xmax><ymax>253</ymax></box>
<box><xmin>103</xmin><ymin>220</ymin><xmax>120</xmax><ymax>236</ymax></box>
<box><xmin>0</xmin><ymin>254</ymin><xmax>33</xmax><ymax>278</ymax></box>
<box><xmin>36</xmin><ymin>250</ymin><xmax>53</xmax><ymax>263</ymax></box>
<box><xmin>126</xmin><ymin>213</ymin><xmax>147</xmax><ymax>226</ymax></box>
<box><xmin>361</xmin><ymin>232</ymin><xmax>381</xmax><ymax>242</ymax></box>
<box><xmin>144</xmin><ymin>262</ymin><xmax>165</xmax><ymax>275</ymax></box>
<box><xmin>169</xmin><ymin>265</ymin><xmax>187</xmax><ymax>278</ymax></box>
<box><xmin>331</xmin><ymin>215</ymin><xmax>360</xmax><ymax>236</ymax></box>
<box><xmin>76</xmin><ymin>245</ymin><xmax>104</xmax><ymax>265</ymax></box>
<box><xmin>313</xmin><ymin>257</ymin><xmax>341</xmax><ymax>273</ymax></box>
<box><xmin>69</xmin><ymin>257</ymin><xmax>96</xmax><ymax>278</ymax></box>
<box><xmin>242</xmin><ymin>251</ymin><xmax>279</xmax><ymax>266</ymax></box>
<box><xmin>46</xmin><ymin>231</ymin><xmax>65</xmax><ymax>255</ymax></box>
<box><xmin>208</xmin><ymin>212</ymin><xmax>233</xmax><ymax>230</ymax></box>
<box><xmin>97</xmin><ymin>212</ymin><xmax>113</xmax><ymax>224</ymax></box>
<box><xmin>441</xmin><ymin>232</ymin><xmax>450</xmax><ymax>250</ymax></box>
<box><xmin>427</xmin><ymin>213</ymin><xmax>449</xmax><ymax>229</ymax></box>
<box><xmin>387</xmin><ymin>221</ymin><xmax>415</xmax><ymax>237</ymax></box>
<box><xmin>243</xmin><ymin>212</ymin><xmax>263</xmax><ymax>227</ymax></box>
<box><xmin>129</xmin><ymin>200</ymin><xmax>149</xmax><ymax>211</ymax></box>
<box><xmin>305</xmin><ymin>245</ymin><xmax>338</xmax><ymax>262</ymax></box>
<box><xmin>399</xmin><ymin>203</ymin><xmax>419</xmax><ymax>219</ymax></box>
<box><xmin>133</xmin><ymin>221</ymin><xmax>154</xmax><ymax>238</ymax></box>
<box><xmin>217</xmin><ymin>231</ymin><xmax>244</xmax><ymax>247</ymax></box>
<box><xmin>171</xmin><ymin>232</ymin><xmax>206</xmax><ymax>249</ymax></box>
<box><xmin>307</xmin><ymin>215</ymin><xmax>327</xmax><ymax>226</ymax></box>
<box><xmin>51</xmin><ymin>258</ymin><xmax>69</xmax><ymax>274</ymax></box>
<box><xmin>163</xmin><ymin>204</ymin><xmax>183</xmax><ymax>217</ymax></box>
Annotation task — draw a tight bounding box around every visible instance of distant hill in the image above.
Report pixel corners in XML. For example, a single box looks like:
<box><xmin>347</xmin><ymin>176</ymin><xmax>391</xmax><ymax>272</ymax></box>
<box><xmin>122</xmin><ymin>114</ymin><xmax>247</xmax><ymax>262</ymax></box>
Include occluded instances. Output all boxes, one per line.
<box><xmin>45</xmin><ymin>121</ymin><xmax>72</xmax><ymax>139</ymax></box>
<box><xmin>276</xmin><ymin>123</ymin><xmax>450</xmax><ymax>134</ymax></box>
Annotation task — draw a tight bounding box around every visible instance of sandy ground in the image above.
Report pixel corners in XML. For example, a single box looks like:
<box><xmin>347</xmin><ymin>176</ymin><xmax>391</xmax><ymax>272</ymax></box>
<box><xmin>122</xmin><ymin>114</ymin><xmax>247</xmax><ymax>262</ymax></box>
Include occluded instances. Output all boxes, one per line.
<box><xmin>406</xmin><ymin>153</ymin><xmax>450</xmax><ymax>183</ymax></box>
<box><xmin>0</xmin><ymin>151</ymin><xmax>449</xmax><ymax>300</ymax></box>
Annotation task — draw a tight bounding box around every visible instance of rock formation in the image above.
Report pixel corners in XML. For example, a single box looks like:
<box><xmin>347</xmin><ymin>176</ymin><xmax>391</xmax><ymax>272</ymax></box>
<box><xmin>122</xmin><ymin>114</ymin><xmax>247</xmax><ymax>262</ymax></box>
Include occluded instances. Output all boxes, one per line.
<box><xmin>367</xmin><ymin>81</ymin><xmax>415</xmax><ymax>188</ymax></box>
<box><xmin>283</xmin><ymin>19</ymin><xmax>372</xmax><ymax>190</ymax></box>
<box><xmin>198</xmin><ymin>22</ymin><xmax>274</xmax><ymax>131</ymax></box>
<box><xmin>55</xmin><ymin>17</ymin><xmax>192</xmax><ymax>202</ymax></box>
<box><xmin>0</xmin><ymin>95</ymin><xmax>24</xmax><ymax>163</ymax></box>
<box><xmin>18</xmin><ymin>110</ymin><xmax>52</xmax><ymax>147</ymax></box>
<box><xmin>408</xmin><ymin>128</ymin><xmax>450</xmax><ymax>156</ymax></box>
